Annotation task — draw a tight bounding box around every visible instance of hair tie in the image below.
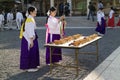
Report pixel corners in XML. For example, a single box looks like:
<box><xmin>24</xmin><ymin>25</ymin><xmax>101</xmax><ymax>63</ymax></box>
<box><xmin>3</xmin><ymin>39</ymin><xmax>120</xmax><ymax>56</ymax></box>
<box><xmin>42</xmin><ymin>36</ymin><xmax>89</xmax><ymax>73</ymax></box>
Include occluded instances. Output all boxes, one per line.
<box><xmin>25</xmin><ymin>11</ymin><xmax>29</xmax><ymax>17</ymax></box>
<box><xmin>47</xmin><ymin>10</ymin><xmax>50</xmax><ymax>16</ymax></box>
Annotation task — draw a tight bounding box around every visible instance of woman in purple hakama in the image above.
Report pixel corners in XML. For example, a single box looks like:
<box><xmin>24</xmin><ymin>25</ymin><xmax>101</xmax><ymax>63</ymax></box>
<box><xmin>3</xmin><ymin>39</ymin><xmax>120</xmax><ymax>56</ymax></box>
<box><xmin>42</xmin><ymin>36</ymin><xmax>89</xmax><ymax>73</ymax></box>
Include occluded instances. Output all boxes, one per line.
<box><xmin>95</xmin><ymin>8</ymin><xmax>106</xmax><ymax>36</ymax></box>
<box><xmin>45</xmin><ymin>7</ymin><xmax>65</xmax><ymax>64</ymax></box>
<box><xmin>46</xmin><ymin>33</ymin><xmax>62</xmax><ymax>64</ymax></box>
<box><xmin>20</xmin><ymin>6</ymin><xmax>40</xmax><ymax>72</ymax></box>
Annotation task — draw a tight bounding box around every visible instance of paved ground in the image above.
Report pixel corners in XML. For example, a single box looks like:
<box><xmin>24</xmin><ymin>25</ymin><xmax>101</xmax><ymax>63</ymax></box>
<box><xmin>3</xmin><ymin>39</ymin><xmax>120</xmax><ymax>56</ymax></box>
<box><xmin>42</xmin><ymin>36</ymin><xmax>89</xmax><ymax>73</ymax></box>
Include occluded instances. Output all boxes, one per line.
<box><xmin>0</xmin><ymin>16</ymin><xmax>120</xmax><ymax>80</ymax></box>
<box><xmin>36</xmin><ymin>16</ymin><xmax>97</xmax><ymax>27</ymax></box>
<box><xmin>84</xmin><ymin>46</ymin><xmax>120</xmax><ymax>80</ymax></box>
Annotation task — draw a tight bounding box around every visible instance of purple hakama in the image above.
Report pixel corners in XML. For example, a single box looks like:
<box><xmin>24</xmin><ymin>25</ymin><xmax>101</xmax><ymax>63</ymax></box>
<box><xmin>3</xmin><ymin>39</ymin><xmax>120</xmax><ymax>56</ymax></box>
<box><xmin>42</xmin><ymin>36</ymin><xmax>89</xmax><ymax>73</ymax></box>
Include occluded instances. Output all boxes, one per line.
<box><xmin>46</xmin><ymin>33</ymin><xmax>62</xmax><ymax>64</ymax></box>
<box><xmin>95</xmin><ymin>17</ymin><xmax>106</xmax><ymax>34</ymax></box>
<box><xmin>20</xmin><ymin>34</ymin><xmax>40</xmax><ymax>70</ymax></box>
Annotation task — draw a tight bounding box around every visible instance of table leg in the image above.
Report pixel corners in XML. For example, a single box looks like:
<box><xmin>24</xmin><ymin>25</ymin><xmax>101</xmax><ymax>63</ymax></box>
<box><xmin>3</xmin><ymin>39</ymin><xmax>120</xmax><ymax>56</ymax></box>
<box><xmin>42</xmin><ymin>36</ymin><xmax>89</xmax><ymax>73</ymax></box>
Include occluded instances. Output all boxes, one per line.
<box><xmin>96</xmin><ymin>41</ymin><xmax>99</xmax><ymax>62</ymax></box>
<box><xmin>75</xmin><ymin>49</ymin><xmax>79</xmax><ymax>77</ymax></box>
<box><xmin>50</xmin><ymin>47</ymin><xmax>53</xmax><ymax>73</ymax></box>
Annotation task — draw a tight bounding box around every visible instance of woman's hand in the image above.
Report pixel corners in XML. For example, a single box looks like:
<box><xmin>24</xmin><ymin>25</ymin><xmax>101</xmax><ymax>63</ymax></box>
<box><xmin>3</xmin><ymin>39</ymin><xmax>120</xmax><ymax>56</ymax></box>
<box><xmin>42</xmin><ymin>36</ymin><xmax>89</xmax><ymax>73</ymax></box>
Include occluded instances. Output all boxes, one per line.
<box><xmin>63</xmin><ymin>20</ymin><xmax>67</xmax><ymax>27</ymax></box>
<box><xmin>30</xmin><ymin>37</ymin><xmax>34</xmax><ymax>48</ymax></box>
<box><xmin>60</xmin><ymin>15</ymin><xmax>65</xmax><ymax>21</ymax></box>
<box><xmin>30</xmin><ymin>41</ymin><xmax>34</xmax><ymax>48</ymax></box>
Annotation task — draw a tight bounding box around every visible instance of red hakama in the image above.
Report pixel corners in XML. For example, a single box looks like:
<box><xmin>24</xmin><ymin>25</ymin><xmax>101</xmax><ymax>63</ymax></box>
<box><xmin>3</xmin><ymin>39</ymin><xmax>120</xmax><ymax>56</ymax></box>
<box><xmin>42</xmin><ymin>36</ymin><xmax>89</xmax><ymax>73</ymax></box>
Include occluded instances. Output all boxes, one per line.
<box><xmin>107</xmin><ymin>14</ymin><xmax>115</xmax><ymax>27</ymax></box>
<box><xmin>117</xmin><ymin>19</ymin><xmax>120</xmax><ymax>26</ymax></box>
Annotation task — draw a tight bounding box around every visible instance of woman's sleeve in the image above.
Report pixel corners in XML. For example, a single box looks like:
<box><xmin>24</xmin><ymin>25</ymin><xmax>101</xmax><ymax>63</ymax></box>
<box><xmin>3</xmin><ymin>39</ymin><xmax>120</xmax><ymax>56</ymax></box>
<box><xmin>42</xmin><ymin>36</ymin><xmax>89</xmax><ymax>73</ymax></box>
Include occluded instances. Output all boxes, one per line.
<box><xmin>109</xmin><ymin>10</ymin><xmax>114</xmax><ymax>19</ymax></box>
<box><xmin>97</xmin><ymin>13</ymin><xmax>101</xmax><ymax>24</ymax></box>
<box><xmin>2</xmin><ymin>15</ymin><xmax>4</xmax><ymax>21</ymax></box>
<box><xmin>25</xmin><ymin>22</ymin><xmax>35</xmax><ymax>38</ymax></box>
<box><xmin>48</xmin><ymin>18</ymin><xmax>58</xmax><ymax>29</ymax></box>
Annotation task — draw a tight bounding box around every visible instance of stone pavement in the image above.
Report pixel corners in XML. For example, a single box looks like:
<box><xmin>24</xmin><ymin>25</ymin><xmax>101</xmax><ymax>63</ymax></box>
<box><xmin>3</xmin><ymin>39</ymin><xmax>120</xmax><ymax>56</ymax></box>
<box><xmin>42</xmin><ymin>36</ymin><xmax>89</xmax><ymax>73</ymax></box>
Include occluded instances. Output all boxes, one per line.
<box><xmin>84</xmin><ymin>46</ymin><xmax>120</xmax><ymax>80</ymax></box>
<box><xmin>3</xmin><ymin>16</ymin><xmax>98</xmax><ymax>30</ymax></box>
<box><xmin>36</xmin><ymin>16</ymin><xmax>97</xmax><ymax>27</ymax></box>
<box><xmin>36</xmin><ymin>16</ymin><xmax>120</xmax><ymax>27</ymax></box>
<box><xmin>3</xmin><ymin>16</ymin><xmax>120</xmax><ymax>29</ymax></box>
<box><xmin>0</xmin><ymin>16</ymin><xmax>120</xmax><ymax>80</ymax></box>
<box><xmin>0</xmin><ymin>48</ymin><xmax>89</xmax><ymax>80</ymax></box>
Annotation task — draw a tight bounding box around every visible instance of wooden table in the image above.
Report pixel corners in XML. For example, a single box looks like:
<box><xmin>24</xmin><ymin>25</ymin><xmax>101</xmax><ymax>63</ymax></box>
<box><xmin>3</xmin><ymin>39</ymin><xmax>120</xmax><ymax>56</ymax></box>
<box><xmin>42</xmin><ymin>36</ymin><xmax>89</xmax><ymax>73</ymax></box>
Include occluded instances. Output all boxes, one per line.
<box><xmin>44</xmin><ymin>36</ymin><xmax>102</xmax><ymax>77</ymax></box>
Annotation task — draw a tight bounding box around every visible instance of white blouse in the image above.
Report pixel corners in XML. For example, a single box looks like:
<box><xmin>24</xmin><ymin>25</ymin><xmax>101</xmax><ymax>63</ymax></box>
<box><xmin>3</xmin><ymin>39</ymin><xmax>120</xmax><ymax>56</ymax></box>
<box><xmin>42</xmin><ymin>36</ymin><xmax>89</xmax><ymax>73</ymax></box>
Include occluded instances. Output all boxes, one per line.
<box><xmin>109</xmin><ymin>10</ymin><xmax>114</xmax><ymax>19</ymax></box>
<box><xmin>48</xmin><ymin>16</ymin><xmax>62</xmax><ymax>34</ymax></box>
<box><xmin>16</xmin><ymin>12</ymin><xmax>23</xmax><ymax>21</ymax></box>
<box><xmin>7</xmin><ymin>13</ymin><xmax>14</xmax><ymax>21</ymax></box>
<box><xmin>0</xmin><ymin>14</ymin><xmax>4</xmax><ymax>22</ymax></box>
<box><xmin>97</xmin><ymin>10</ymin><xmax>105</xmax><ymax>24</ymax></box>
<box><xmin>23</xmin><ymin>15</ymin><xmax>36</xmax><ymax>48</ymax></box>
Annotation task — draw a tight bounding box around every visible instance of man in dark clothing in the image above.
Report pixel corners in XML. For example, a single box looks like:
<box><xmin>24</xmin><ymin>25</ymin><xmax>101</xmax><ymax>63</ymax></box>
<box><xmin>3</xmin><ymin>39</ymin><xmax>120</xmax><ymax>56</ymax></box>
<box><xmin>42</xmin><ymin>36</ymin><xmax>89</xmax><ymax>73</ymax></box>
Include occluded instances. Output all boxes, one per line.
<box><xmin>64</xmin><ymin>2</ymin><xmax>70</xmax><ymax>16</ymax></box>
<box><xmin>87</xmin><ymin>2</ymin><xmax>96</xmax><ymax>21</ymax></box>
<box><xmin>59</xmin><ymin>2</ymin><xmax>64</xmax><ymax>16</ymax></box>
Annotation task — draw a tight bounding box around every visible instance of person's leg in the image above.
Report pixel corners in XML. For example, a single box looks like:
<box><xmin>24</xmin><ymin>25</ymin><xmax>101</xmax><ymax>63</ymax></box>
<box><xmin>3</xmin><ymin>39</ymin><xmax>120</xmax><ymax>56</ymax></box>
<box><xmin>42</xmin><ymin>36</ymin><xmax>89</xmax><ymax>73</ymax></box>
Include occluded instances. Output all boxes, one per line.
<box><xmin>87</xmin><ymin>10</ymin><xmax>90</xmax><ymax>20</ymax></box>
<box><xmin>0</xmin><ymin>22</ymin><xmax>4</xmax><ymax>31</ymax></box>
<box><xmin>16</xmin><ymin>20</ymin><xmax>19</xmax><ymax>29</ymax></box>
<box><xmin>91</xmin><ymin>11</ymin><xmax>94</xmax><ymax>21</ymax></box>
<box><xmin>17</xmin><ymin>21</ymin><xmax>21</xmax><ymax>30</ymax></box>
<box><xmin>10</xmin><ymin>20</ymin><xmax>13</xmax><ymax>26</ymax></box>
<box><xmin>0</xmin><ymin>23</ymin><xmax>2</xmax><ymax>31</ymax></box>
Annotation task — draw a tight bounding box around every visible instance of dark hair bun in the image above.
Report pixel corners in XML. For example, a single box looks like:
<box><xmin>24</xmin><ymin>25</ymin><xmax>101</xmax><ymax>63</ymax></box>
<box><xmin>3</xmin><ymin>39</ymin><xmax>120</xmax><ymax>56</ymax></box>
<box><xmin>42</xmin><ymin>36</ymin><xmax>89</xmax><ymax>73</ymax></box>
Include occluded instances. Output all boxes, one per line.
<box><xmin>49</xmin><ymin>7</ymin><xmax>56</xmax><ymax>12</ymax></box>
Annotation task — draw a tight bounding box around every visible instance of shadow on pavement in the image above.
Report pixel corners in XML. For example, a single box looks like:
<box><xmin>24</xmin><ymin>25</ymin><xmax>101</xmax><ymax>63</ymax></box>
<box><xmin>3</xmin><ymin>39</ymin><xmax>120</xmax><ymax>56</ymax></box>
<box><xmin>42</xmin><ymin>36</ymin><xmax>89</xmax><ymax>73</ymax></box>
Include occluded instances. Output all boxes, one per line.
<box><xmin>41</xmin><ymin>77</ymin><xmax>62</xmax><ymax>80</ymax></box>
<box><xmin>6</xmin><ymin>66</ymin><xmax>50</xmax><ymax>80</ymax></box>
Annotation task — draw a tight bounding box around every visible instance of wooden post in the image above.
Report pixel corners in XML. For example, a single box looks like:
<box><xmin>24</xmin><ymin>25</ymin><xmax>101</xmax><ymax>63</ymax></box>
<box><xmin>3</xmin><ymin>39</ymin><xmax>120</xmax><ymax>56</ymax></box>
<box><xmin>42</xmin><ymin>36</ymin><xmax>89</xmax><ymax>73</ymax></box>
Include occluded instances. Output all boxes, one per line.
<box><xmin>113</xmin><ymin>0</ymin><xmax>116</xmax><ymax>6</ymax></box>
<box><xmin>87</xmin><ymin>0</ymin><xmax>91</xmax><ymax>15</ymax></box>
<box><xmin>50</xmin><ymin>0</ymin><xmax>54</xmax><ymax>7</ymax></box>
<box><xmin>21</xmin><ymin>0</ymin><xmax>24</xmax><ymax>11</ymax></box>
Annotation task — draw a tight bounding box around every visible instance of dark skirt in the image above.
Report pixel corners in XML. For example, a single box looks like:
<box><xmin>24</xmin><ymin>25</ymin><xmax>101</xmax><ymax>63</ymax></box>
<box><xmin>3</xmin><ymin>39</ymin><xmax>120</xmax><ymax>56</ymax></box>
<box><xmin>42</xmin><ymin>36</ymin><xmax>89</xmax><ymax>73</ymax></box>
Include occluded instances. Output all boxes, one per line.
<box><xmin>95</xmin><ymin>17</ymin><xmax>106</xmax><ymax>34</ymax></box>
<box><xmin>20</xmin><ymin>34</ymin><xmax>40</xmax><ymax>69</ymax></box>
<box><xmin>46</xmin><ymin>33</ymin><xmax>62</xmax><ymax>64</ymax></box>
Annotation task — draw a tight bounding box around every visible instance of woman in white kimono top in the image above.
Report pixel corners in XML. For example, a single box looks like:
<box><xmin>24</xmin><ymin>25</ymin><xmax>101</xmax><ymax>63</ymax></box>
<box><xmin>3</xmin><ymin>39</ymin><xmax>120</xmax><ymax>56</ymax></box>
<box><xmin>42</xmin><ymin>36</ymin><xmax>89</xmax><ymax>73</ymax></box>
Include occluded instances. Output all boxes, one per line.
<box><xmin>7</xmin><ymin>11</ymin><xmax>14</xmax><ymax>26</ymax></box>
<box><xmin>0</xmin><ymin>10</ymin><xmax>4</xmax><ymax>31</ymax></box>
<box><xmin>16</xmin><ymin>10</ymin><xmax>23</xmax><ymax>30</ymax></box>
<box><xmin>45</xmin><ymin>7</ymin><xmax>65</xmax><ymax>64</ymax></box>
<box><xmin>107</xmin><ymin>7</ymin><xmax>115</xmax><ymax>27</ymax></box>
<box><xmin>95</xmin><ymin>8</ymin><xmax>106</xmax><ymax>35</ymax></box>
<box><xmin>20</xmin><ymin>6</ymin><xmax>40</xmax><ymax>72</ymax></box>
